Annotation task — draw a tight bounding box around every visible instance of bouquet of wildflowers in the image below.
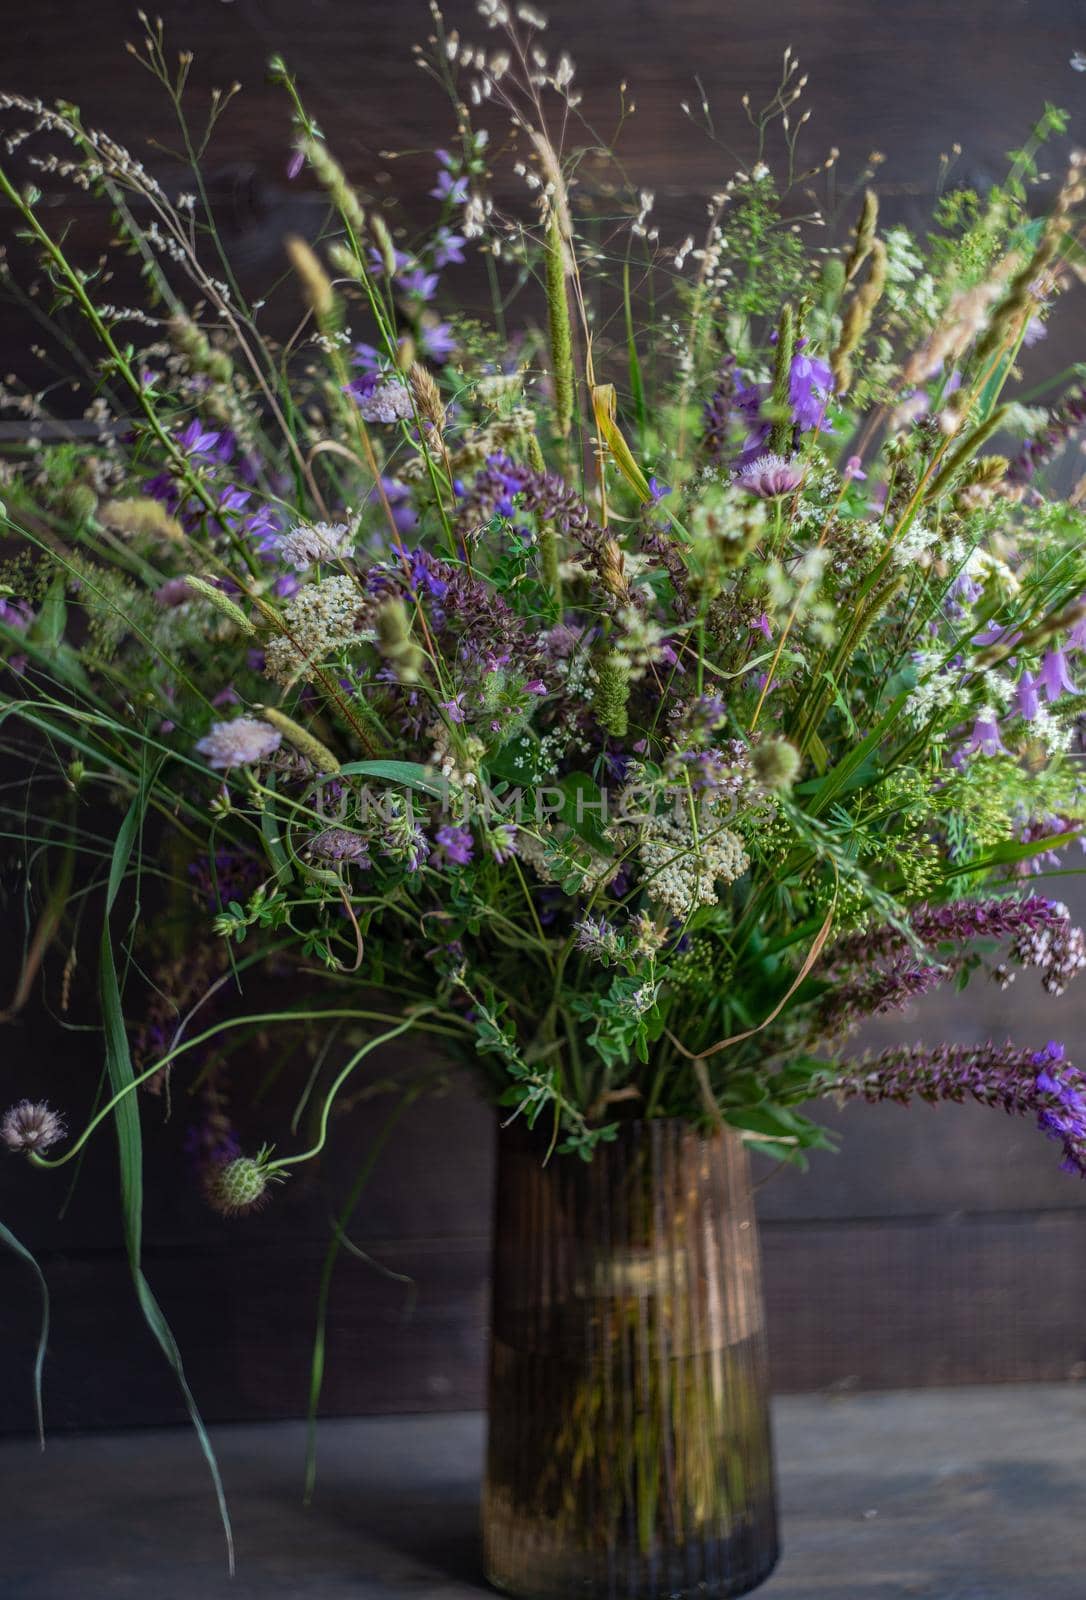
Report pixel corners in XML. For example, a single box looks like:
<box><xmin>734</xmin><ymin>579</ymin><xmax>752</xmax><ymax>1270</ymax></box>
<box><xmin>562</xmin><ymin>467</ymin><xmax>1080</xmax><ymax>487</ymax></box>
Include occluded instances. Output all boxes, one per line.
<box><xmin>3</xmin><ymin>4</ymin><xmax>1086</xmax><ymax>1530</ymax></box>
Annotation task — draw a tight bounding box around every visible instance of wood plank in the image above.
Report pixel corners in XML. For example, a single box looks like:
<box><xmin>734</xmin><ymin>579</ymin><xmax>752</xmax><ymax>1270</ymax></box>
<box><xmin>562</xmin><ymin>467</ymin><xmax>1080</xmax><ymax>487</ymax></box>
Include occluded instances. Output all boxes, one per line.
<box><xmin>4</xmin><ymin>1211</ymin><xmax>1085</xmax><ymax>1433</ymax></box>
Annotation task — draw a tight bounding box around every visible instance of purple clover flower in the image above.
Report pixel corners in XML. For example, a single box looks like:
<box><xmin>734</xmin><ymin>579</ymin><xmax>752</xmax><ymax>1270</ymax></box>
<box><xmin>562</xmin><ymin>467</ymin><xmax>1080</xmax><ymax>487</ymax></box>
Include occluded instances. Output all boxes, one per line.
<box><xmin>433</xmin><ymin>824</ymin><xmax>474</xmax><ymax>867</ymax></box>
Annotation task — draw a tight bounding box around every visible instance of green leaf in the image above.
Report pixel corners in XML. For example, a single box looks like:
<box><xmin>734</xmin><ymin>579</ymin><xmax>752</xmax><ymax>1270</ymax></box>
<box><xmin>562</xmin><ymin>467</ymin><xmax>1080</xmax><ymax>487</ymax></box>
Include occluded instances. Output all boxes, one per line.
<box><xmin>337</xmin><ymin>759</ymin><xmax>448</xmax><ymax>800</ymax></box>
<box><xmin>102</xmin><ymin>792</ymin><xmax>235</xmax><ymax>1572</ymax></box>
<box><xmin>260</xmin><ymin>775</ymin><xmax>293</xmax><ymax>882</ymax></box>
<box><xmin>556</xmin><ymin>772</ymin><xmax>609</xmax><ymax>849</ymax></box>
<box><xmin>0</xmin><ymin>1220</ymin><xmax>50</xmax><ymax>1447</ymax></box>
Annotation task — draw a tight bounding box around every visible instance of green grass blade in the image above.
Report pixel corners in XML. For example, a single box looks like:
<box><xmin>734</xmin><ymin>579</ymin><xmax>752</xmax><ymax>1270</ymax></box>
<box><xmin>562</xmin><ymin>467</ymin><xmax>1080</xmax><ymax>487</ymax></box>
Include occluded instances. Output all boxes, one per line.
<box><xmin>102</xmin><ymin>792</ymin><xmax>236</xmax><ymax>1572</ymax></box>
<box><xmin>0</xmin><ymin>1220</ymin><xmax>50</xmax><ymax>1448</ymax></box>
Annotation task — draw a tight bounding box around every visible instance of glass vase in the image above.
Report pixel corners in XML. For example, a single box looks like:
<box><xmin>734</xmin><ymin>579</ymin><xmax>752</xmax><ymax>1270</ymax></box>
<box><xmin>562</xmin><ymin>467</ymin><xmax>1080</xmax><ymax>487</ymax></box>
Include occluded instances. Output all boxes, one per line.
<box><xmin>482</xmin><ymin>1116</ymin><xmax>779</xmax><ymax>1599</ymax></box>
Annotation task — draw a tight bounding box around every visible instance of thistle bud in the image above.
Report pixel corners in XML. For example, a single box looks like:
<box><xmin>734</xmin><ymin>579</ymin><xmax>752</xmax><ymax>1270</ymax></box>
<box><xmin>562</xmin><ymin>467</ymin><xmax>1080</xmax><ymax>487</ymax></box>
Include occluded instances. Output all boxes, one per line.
<box><xmin>751</xmin><ymin>737</ymin><xmax>801</xmax><ymax>791</ymax></box>
<box><xmin>205</xmin><ymin>1151</ymin><xmax>284</xmax><ymax>1218</ymax></box>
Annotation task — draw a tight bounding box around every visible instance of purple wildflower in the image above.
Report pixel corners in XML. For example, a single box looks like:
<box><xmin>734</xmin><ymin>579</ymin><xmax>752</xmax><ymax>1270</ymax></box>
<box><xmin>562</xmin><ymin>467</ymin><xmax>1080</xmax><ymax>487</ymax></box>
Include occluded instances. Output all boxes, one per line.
<box><xmin>176</xmin><ymin>419</ymin><xmax>221</xmax><ymax>459</ymax></box>
<box><xmin>419</xmin><ymin>320</ymin><xmax>457</xmax><ymax>362</ymax></box>
<box><xmin>844</xmin><ymin>455</ymin><xmax>867</xmax><ymax>481</ymax></box>
<box><xmin>573</xmin><ymin>914</ymin><xmax>622</xmax><ymax>965</ymax></box>
<box><xmin>962</xmin><ymin>710</ymin><xmax>1007</xmax><ymax>758</ymax></box>
<box><xmin>826</xmin><ymin>1039</ymin><xmax>1086</xmax><ymax>1178</ymax></box>
<box><xmin>488</xmin><ymin>824</ymin><xmax>519</xmax><ymax>863</ymax></box>
<box><xmin>154</xmin><ymin>579</ymin><xmax>193</xmax><ymax>608</ymax></box>
<box><xmin>1039</xmin><ymin>647</ymin><xmax>1076</xmax><ymax>703</ymax></box>
<box><xmin>701</xmin><ymin>356</ymin><xmax>738</xmax><ymax>461</ymax></box>
<box><xmin>789</xmin><ymin>344</ymin><xmax>835</xmax><ymax>432</ymax></box>
<box><xmin>831</xmin><ymin>895</ymin><xmax>1086</xmax><ymax>998</ymax></box>
<box><xmin>431</xmin><ymin>169</ymin><xmax>470</xmax><ymax>206</ymax></box>
<box><xmin>735</xmin><ymin>452</ymin><xmax>803</xmax><ymax>498</ymax></box>
<box><xmin>286</xmin><ymin>149</ymin><xmax>305</xmax><ymax>180</ymax></box>
<box><xmin>307</xmin><ymin>827</ymin><xmax>373</xmax><ymax>867</ymax></box>
<box><xmin>379</xmin><ymin>477</ymin><xmax>419</xmax><ymax>536</ymax></box>
<box><xmin>1014</xmin><ymin>815</ymin><xmax>1085</xmax><ymax>875</ymax></box>
<box><xmin>1007</xmin><ymin>388</ymin><xmax>1086</xmax><ymax>484</ymax></box>
<box><xmin>397</xmin><ymin>267</ymin><xmax>439</xmax><ymax>301</ymax></box>
<box><xmin>817</xmin><ymin>961</ymin><xmax>947</xmax><ymax>1037</ymax></box>
<box><xmin>355</xmin><ymin>379</ymin><xmax>413</xmax><ymax>424</ymax></box>
<box><xmin>367</xmin><ymin>245</ymin><xmax>415</xmax><ymax>280</ymax></box>
<box><xmin>433</xmin><ymin>228</ymin><xmax>466</xmax><ymax>267</ymax></box>
<box><xmin>433</xmin><ymin>824</ymin><xmax>474</xmax><ymax>868</ymax></box>
<box><xmin>1014</xmin><ymin>668</ymin><xmax>1041</xmax><ymax>720</ymax></box>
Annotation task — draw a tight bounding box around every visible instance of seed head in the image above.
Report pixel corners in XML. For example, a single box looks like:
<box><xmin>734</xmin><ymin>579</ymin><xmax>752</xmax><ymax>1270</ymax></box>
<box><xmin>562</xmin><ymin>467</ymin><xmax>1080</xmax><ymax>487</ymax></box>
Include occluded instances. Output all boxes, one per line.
<box><xmin>2</xmin><ymin>1100</ymin><xmax>66</xmax><ymax>1154</ymax></box>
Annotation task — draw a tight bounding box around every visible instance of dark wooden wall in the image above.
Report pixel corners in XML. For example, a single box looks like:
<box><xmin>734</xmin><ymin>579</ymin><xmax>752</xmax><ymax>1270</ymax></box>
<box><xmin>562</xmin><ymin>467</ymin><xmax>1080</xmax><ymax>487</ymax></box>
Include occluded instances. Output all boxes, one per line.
<box><xmin>3</xmin><ymin>1</ymin><xmax>1086</xmax><ymax>1435</ymax></box>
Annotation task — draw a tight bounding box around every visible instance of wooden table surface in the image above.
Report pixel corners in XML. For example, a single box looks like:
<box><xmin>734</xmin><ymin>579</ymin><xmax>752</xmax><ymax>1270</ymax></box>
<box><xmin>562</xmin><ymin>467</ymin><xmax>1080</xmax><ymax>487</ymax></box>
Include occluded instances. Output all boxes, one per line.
<box><xmin>3</xmin><ymin>1385</ymin><xmax>1085</xmax><ymax>1598</ymax></box>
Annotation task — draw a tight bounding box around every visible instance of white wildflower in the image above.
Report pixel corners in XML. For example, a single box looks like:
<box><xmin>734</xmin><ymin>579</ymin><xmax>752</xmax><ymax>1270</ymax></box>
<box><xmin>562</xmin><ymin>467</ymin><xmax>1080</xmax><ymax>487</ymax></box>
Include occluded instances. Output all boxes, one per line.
<box><xmin>891</xmin><ymin>520</ymin><xmax>939</xmax><ymax>566</ymax></box>
<box><xmin>195</xmin><ymin>715</ymin><xmax>282</xmax><ymax>770</ymax></box>
<box><xmin>275</xmin><ymin>519</ymin><xmax>355</xmax><ymax>570</ymax></box>
<box><xmin>263</xmin><ymin>575</ymin><xmax>367</xmax><ymax>686</ymax></box>
<box><xmin>356</xmin><ymin>378</ymin><xmax>413</xmax><ymax>424</ymax></box>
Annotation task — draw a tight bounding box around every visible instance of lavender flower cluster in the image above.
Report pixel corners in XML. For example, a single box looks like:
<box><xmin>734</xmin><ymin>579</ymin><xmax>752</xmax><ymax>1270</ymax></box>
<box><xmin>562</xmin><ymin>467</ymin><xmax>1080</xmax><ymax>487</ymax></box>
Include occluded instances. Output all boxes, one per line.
<box><xmin>829</xmin><ymin>1040</ymin><xmax>1086</xmax><ymax>1177</ymax></box>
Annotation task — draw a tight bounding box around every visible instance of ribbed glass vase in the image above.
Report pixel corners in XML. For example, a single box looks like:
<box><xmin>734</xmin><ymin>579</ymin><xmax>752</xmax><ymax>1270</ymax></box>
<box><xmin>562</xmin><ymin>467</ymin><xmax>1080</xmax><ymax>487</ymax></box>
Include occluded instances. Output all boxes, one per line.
<box><xmin>482</xmin><ymin>1116</ymin><xmax>779</xmax><ymax>1600</ymax></box>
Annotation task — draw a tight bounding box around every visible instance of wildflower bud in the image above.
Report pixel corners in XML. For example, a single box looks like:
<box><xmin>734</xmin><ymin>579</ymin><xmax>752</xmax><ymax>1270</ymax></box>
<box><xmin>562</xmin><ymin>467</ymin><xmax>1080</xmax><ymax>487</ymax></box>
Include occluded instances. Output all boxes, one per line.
<box><xmin>376</xmin><ymin>597</ymin><xmax>426</xmax><ymax>684</ymax></box>
<box><xmin>204</xmin><ymin>1152</ymin><xmax>283</xmax><ymax>1218</ymax></box>
<box><xmin>591</xmin><ymin>647</ymin><xmax>630</xmax><ymax>738</ymax></box>
<box><xmin>2</xmin><ymin>1100</ymin><xmax>66</xmax><ymax>1155</ymax></box>
<box><xmin>751</xmin><ymin>737</ymin><xmax>801</xmax><ymax>790</ymax></box>
<box><xmin>369</xmin><ymin>213</ymin><xmax>398</xmax><ymax>279</ymax></box>
<box><xmin>255</xmin><ymin>705</ymin><xmax>341</xmax><ymax>774</ymax></box>
<box><xmin>285</xmin><ymin>235</ymin><xmax>336</xmax><ymax>323</ymax></box>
